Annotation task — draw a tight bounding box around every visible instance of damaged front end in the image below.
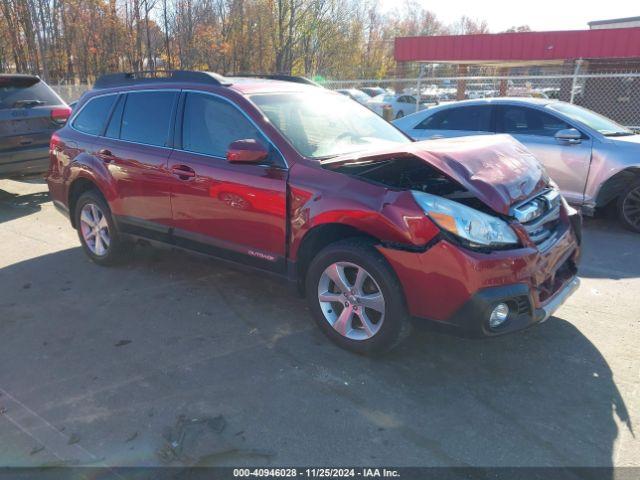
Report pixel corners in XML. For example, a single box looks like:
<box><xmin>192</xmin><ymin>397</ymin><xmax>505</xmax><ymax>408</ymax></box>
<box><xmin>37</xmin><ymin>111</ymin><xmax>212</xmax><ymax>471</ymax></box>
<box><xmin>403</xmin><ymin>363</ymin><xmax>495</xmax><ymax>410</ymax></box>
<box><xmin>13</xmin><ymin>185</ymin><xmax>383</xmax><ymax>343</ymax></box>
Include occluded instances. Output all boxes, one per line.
<box><xmin>323</xmin><ymin>135</ymin><xmax>561</xmax><ymax>251</ymax></box>
<box><xmin>322</xmin><ymin>135</ymin><xmax>582</xmax><ymax>335</ymax></box>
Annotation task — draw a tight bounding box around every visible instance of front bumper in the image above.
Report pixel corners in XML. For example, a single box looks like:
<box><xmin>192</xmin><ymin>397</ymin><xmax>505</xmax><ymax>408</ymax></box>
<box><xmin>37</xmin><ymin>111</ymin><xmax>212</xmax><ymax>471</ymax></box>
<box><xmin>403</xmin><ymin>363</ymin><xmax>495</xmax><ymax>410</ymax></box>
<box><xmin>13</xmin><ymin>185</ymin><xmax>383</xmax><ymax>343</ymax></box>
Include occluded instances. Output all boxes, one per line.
<box><xmin>446</xmin><ymin>276</ymin><xmax>580</xmax><ymax>337</ymax></box>
<box><xmin>377</xmin><ymin>214</ymin><xmax>582</xmax><ymax>337</ymax></box>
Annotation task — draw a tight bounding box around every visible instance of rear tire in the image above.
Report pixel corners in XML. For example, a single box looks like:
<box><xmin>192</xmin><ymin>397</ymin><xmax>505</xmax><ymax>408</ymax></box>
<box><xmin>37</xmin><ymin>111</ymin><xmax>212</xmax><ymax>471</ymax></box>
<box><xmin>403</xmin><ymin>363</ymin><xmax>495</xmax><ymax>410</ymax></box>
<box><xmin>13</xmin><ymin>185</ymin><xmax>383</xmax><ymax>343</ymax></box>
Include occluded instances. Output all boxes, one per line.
<box><xmin>305</xmin><ymin>238</ymin><xmax>410</xmax><ymax>355</ymax></box>
<box><xmin>74</xmin><ymin>190</ymin><xmax>129</xmax><ymax>265</ymax></box>
<box><xmin>617</xmin><ymin>178</ymin><xmax>640</xmax><ymax>233</ymax></box>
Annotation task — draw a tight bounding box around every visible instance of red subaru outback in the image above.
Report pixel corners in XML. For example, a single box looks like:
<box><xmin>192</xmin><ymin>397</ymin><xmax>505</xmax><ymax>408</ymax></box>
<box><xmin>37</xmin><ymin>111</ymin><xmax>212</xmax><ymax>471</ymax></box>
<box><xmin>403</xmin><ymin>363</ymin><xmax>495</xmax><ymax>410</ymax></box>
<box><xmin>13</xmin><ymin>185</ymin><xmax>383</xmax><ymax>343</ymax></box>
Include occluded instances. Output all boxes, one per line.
<box><xmin>47</xmin><ymin>71</ymin><xmax>582</xmax><ymax>354</ymax></box>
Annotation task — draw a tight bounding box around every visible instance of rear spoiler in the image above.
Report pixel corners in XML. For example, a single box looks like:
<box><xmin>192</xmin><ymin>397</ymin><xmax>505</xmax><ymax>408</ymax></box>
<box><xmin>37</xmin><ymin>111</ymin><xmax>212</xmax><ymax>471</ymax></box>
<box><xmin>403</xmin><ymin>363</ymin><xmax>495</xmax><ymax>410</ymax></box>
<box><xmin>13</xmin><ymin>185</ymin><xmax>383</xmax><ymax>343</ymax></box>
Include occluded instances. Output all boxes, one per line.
<box><xmin>0</xmin><ymin>74</ymin><xmax>40</xmax><ymax>88</ymax></box>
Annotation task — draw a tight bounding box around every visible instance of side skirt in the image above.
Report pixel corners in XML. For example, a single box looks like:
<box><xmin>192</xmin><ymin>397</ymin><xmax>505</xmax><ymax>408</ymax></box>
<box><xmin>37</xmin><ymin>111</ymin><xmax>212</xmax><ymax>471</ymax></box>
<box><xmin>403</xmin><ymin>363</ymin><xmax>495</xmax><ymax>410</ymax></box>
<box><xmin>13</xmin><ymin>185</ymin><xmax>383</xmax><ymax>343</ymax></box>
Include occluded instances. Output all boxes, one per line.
<box><xmin>115</xmin><ymin>215</ymin><xmax>294</xmax><ymax>284</ymax></box>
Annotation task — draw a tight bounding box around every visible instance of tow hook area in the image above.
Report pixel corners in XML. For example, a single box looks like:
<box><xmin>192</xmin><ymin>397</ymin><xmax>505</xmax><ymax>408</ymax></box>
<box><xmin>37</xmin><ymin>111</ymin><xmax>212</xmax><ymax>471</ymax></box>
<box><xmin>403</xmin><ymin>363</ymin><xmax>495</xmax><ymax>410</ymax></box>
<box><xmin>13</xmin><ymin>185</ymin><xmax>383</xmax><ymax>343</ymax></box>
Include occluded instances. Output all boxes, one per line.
<box><xmin>535</xmin><ymin>277</ymin><xmax>581</xmax><ymax>323</ymax></box>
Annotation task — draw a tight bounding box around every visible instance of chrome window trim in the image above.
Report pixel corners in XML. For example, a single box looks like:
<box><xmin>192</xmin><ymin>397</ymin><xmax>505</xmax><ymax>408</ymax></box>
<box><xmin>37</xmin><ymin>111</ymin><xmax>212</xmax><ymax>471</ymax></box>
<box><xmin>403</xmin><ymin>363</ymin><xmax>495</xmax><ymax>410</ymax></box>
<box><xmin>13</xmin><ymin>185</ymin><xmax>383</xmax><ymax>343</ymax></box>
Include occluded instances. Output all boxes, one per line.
<box><xmin>177</xmin><ymin>89</ymin><xmax>288</xmax><ymax>169</ymax></box>
<box><xmin>69</xmin><ymin>91</ymin><xmax>120</xmax><ymax>133</ymax></box>
<box><xmin>69</xmin><ymin>88</ymin><xmax>180</xmax><ymax>150</ymax></box>
<box><xmin>69</xmin><ymin>88</ymin><xmax>288</xmax><ymax>167</ymax></box>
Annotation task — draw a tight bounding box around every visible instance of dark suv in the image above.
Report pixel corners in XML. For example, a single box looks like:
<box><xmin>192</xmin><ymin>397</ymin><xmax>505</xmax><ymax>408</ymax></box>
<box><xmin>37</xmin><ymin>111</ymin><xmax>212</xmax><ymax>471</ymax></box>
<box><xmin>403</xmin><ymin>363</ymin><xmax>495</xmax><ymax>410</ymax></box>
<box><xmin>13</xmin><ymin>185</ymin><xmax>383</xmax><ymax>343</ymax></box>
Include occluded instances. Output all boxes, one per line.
<box><xmin>1</xmin><ymin>74</ymin><xmax>71</xmax><ymax>178</ymax></box>
<box><xmin>47</xmin><ymin>71</ymin><xmax>582</xmax><ymax>354</ymax></box>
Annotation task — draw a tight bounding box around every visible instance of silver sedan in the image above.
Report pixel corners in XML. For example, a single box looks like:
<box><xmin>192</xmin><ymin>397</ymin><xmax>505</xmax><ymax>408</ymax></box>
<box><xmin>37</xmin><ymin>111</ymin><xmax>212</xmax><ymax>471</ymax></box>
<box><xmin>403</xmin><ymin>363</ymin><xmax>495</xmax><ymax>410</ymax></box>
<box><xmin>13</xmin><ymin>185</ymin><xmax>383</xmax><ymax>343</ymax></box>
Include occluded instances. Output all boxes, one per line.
<box><xmin>394</xmin><ymin>98</ymin><xmax>640</xmax><ymax>232</ymax></box>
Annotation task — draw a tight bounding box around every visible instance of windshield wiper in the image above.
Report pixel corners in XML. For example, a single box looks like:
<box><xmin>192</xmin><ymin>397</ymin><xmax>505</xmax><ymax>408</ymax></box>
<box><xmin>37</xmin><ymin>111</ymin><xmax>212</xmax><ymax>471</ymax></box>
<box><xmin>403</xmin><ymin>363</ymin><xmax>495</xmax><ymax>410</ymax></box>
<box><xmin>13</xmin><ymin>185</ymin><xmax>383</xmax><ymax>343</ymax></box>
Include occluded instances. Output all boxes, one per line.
<box><xmin>13</xmin><ymin>99</ymin><xmax>45</xmax><ymax>108</ymax></box>
<box><xmin>601</xmin><ymin>128</ymin><xmax>635</xmax><ymax>137</ymax></box>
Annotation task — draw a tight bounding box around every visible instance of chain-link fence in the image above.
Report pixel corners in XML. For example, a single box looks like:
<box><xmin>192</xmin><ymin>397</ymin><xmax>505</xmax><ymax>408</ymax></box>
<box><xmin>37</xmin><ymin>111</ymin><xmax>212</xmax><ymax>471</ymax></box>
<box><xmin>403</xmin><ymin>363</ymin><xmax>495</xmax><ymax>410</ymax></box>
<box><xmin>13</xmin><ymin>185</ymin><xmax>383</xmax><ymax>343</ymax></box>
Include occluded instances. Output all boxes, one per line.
<box><xmin>50</xmin><ymin>84</ymin><xmax>90</xmax><ymax>104</ymax></box>
<box><xmin>325</xmin><ymin>73</ymin><xmax>640</xmax><ymax>129</ymax></box>
<box><xmin>50</xmin><ymin>72</ymin><xmax>640</xmax><ymax>128</ymax></box>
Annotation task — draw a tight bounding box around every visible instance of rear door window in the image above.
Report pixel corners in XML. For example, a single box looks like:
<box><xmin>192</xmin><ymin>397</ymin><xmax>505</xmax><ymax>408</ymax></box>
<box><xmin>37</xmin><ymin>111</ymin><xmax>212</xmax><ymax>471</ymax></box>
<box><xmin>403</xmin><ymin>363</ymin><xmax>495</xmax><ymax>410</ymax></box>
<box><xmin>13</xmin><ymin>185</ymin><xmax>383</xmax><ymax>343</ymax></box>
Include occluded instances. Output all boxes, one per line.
<box><xmin>416</xmin><ymin>106</ymin><xmax>492</xmax><ymax>131</ymax></box>
<box><xmin>497</xmin><ymin>106</ymin><xmax>570</xmax><ymax>137</ymax></box>
<box><xmin>120</xmin><ymin>91</ymin><xmax>177</xmax><ymax>147</ymax></box>
<box><xmin>72</xmin><ymin>95</ymin><xmax>117</xmax><ymax>136</ymax></box>
<box><xmin>181</xmin><ymin>92</ymin><xmax>263</xmax><ymax>158</ymax></box>
<box><xmin>0</xmin><ymin>77</ymin><xmax>62</xmax><ymax>109</ymax></box>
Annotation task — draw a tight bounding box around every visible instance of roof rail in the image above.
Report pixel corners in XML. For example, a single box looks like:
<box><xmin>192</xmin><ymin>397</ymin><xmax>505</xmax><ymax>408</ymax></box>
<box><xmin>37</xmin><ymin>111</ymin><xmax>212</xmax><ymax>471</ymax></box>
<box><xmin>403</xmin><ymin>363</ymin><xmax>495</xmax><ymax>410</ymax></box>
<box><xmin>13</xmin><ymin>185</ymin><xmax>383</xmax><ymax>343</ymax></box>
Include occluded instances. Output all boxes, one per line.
<box><xmin>94</xmin><ymin>70</ymin><xmax>232</xmax><ymax>89</ymax></box>
<box><xmin>229</xmin><ymin>73</ymin><xmax>321</xmax><ymax>87</ymax></box>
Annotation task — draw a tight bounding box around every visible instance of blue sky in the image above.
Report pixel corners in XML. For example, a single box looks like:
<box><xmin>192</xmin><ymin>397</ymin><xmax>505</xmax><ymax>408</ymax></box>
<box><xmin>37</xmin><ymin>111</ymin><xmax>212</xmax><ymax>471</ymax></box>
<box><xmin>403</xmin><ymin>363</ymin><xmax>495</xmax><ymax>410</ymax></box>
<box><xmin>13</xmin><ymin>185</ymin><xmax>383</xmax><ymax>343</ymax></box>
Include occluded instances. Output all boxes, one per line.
<box><xmin>379</xmin><ymin>0</ymin><xmax>639</xmax><ymax>32</ymax></box>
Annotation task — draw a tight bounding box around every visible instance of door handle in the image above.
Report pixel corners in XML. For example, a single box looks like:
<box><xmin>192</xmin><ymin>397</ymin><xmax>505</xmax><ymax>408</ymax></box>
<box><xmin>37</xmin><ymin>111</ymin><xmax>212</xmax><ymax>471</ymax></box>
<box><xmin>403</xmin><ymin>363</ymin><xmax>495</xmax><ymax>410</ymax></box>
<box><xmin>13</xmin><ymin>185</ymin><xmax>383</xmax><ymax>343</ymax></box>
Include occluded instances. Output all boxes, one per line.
<box><xmin>171</xmin><ymin>164</ymin><xmax>196</xmax><ymax>179</ymax></box>
<box><xmin>430</xmin><ymin>134</ymin><xmax>444</xmax><ymax>139</ymax></box>
<box><xmin>98</xmin><ymin>148</ymin><xmax>114</xmax><ymax>163</ymax></box>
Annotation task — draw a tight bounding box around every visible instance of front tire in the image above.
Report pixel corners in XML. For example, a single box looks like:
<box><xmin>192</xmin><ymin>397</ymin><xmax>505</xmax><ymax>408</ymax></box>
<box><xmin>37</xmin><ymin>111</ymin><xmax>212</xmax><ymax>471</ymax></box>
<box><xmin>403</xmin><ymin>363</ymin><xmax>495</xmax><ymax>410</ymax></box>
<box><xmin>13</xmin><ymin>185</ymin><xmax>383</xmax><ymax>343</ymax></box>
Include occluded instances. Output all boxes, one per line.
<box><xmin>618</xmin><ymin>178</ymin><xmax>640</xmax><ymax>233</ymax></box>
<box><xmin>395</xmin><ymin>110</ymin><xmax>404</xmax><ymax>119</ymax></box>
<box><xmin>305</xmin><ymin>238</ymin><xmax>410</xmax><ymax>355</ymax></box>
<box><xmin>74</xmin><ymin>190</ymin><xmax>129</xmax><ymax>265</ymax></box>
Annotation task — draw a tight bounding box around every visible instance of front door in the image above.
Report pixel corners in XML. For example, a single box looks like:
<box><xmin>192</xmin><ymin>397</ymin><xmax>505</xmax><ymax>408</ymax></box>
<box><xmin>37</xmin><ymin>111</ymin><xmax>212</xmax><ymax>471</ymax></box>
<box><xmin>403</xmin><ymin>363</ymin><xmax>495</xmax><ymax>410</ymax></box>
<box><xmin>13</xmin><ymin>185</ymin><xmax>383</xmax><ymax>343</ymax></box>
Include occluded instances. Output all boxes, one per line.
<box><xmin>495</xmin><ymin>105</ymin><xmax>592</xmax><ymax>204</ymax></box>
<box><xmin>168</xmin><ymin>91</ymin><xmax>288</xmax><ymax>272</ymax></box>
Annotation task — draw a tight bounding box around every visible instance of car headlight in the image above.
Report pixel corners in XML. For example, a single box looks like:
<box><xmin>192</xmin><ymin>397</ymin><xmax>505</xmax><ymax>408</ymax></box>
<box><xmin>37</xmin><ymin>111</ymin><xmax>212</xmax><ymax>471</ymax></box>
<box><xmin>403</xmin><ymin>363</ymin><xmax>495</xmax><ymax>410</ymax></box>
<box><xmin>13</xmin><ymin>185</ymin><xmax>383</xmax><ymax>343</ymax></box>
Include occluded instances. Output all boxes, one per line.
<box><xmin>412</xmin><ymin>191</ymin><xmax>519</xmax><ymax>248</ymax></box>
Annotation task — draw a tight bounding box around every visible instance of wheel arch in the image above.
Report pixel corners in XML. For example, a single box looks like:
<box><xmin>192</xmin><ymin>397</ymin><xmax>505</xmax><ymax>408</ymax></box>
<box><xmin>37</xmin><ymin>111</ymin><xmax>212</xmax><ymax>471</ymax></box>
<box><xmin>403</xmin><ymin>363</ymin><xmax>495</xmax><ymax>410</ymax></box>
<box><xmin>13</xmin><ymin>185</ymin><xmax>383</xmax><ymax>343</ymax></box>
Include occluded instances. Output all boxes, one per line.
<box><xmin>294</xmin><ymin>223</ymin><xmax>379</xmax><ymax>293</ymax></box>
<box><xmin>595</xmin><ymin>167</ymin><xmax>640</xmax><ymax>208</ymax></box>
<box><xmin>68</xmin><ymin>177</ymin><xmax>109</xmax><ymax>228</ymax></box>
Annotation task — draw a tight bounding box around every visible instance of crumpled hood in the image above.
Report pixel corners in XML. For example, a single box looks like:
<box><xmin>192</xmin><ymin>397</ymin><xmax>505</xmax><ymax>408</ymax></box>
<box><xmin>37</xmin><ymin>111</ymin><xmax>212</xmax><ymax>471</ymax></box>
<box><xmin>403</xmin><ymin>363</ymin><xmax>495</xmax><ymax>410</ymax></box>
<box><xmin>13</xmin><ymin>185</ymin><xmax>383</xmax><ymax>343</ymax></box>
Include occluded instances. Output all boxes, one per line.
<box><xmin>323</xmin><ymin>135</ymin><xmax>549</xmax><ymax>215</ymax></box>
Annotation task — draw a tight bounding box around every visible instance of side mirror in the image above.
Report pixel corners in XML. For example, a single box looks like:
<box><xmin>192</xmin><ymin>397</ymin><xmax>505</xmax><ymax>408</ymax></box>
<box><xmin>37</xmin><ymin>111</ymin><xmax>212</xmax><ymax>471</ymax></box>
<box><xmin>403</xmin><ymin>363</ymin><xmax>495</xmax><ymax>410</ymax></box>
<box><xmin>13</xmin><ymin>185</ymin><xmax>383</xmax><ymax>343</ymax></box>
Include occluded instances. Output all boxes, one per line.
<box><xmin>555</xmin><ymin>128</ymin><xmax>582</xmax><ymax>144</ymax></box>
<box><xmin>226</xmin><ymin>139</ymin><xmax>269</xmax><ymax>164</ymax></box>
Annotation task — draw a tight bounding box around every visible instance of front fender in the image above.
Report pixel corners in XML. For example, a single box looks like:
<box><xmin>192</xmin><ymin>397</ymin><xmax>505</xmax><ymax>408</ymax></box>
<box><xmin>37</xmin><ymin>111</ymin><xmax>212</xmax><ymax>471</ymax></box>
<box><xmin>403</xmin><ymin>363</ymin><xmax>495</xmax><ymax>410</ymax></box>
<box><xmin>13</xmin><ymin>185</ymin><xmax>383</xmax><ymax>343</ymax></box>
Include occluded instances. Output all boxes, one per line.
<box><xmin>587</xmin><ymin>142</ymin><xmax>640</xmax><ymax>208</ymax></box>
<box><xmin>288</xmin><ymin>162</ymin><xmax>439</xmax><ymax>260</ymax></box>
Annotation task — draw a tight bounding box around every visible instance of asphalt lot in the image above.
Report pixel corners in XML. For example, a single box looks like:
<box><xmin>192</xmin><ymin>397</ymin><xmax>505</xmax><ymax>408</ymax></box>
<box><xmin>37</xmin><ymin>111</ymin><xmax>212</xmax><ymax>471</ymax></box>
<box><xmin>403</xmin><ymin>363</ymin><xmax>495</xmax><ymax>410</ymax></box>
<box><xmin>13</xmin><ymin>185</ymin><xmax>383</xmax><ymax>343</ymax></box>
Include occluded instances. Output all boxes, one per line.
<box><xmin>0</xmin><ymin>177</ymin><xmax>638</xmax><ymax>469</ymax></box>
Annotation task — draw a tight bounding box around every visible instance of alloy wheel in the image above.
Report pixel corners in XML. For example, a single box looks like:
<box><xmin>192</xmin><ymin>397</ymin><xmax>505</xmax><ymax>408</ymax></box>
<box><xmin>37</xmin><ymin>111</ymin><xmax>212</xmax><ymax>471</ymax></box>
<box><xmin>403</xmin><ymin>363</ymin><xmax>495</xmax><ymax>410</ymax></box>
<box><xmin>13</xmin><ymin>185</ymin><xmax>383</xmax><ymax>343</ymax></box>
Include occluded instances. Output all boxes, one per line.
<box><xmin>79</xmin><ymin>203</ymin><xmax>110</xmax><ymax>256</ymax></box>
<box><xmin>622</xmin><ymin>186</ymin><xmax>640</xmax><ymax>230</ymax></box>
<box><xmin>317</xmin><ymin>261</ymin><xmax>385</xmax><ymax>341</ymax></box>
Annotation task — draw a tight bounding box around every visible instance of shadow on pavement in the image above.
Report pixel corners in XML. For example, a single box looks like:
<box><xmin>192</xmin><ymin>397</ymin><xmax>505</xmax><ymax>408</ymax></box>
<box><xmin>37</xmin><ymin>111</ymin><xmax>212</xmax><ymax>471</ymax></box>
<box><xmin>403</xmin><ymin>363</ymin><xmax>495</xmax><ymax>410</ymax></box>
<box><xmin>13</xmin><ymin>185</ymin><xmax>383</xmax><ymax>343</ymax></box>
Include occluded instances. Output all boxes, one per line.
<box><xmin>579</xmin><ymin>217</ymin><xmax>640</xmax><ymax>280</ymax></box>
<box><xmin>0</xmin><ymin>245</ymin><xmax>632</xmax><ymax>469</ymax></box>
<box><xmin>0</xmin><ymin>189</ymin><xmax>51</xmax><ymax>224</ymax></box>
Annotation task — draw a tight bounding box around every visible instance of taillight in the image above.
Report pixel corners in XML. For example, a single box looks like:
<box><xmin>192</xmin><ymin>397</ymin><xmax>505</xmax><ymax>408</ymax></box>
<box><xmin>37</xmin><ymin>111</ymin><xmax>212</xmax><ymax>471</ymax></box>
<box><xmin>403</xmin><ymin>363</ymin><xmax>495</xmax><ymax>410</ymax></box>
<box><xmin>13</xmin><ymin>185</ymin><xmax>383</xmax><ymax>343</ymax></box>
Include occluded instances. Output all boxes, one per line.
<box><xmin>49</xmin><ymin>133</ymin><xmax>62</xmax><ymax>174</ymax></box>
<box><xmin>51</xmin><ymin>106</ymin><xmax>72</xmax><ymax>124</ymax></box>
<box><xmin>50</xmin><ymin>133</ymin><xmax>61</xmax><ymax>150</ymax></box>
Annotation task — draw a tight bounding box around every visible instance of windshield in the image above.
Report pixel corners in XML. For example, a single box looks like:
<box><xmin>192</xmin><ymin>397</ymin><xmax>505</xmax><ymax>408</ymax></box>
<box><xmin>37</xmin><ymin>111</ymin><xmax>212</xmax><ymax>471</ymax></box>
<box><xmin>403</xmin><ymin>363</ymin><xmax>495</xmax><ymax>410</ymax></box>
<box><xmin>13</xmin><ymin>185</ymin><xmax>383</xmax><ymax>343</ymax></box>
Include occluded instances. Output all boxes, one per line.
<box><xmin>547</xmin><ymin>102</ymin><xmax>634</xmax><ymax>136</ymax></box>
<box><xmin>250</xmin><ymin>91</ymin><xmax>410</xmax><ymax>158</ymax></box>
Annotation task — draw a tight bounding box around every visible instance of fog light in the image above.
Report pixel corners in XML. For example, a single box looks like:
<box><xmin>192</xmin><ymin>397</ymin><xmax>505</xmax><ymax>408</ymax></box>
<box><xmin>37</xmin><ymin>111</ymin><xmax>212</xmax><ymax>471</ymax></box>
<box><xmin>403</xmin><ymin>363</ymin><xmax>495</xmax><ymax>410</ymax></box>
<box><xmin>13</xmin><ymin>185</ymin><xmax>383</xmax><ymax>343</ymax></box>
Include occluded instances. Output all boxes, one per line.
<box><xmin>489</xmin><ymin>303</ymin><xmax>510</xmax><ymax>329</ymax></box>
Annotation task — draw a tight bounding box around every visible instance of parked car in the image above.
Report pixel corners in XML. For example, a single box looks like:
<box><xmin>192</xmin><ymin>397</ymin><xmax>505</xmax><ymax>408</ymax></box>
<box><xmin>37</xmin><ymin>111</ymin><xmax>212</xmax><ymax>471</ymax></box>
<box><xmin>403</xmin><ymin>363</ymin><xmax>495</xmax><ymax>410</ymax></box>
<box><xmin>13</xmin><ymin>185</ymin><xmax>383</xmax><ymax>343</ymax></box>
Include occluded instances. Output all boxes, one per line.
<box><xmin>335</xmin><ymin>88</ymin><xmax>371</xmax><ymax>106</ymax></box>
<box><xmin>47</xmin><ymin>71</ymin><xmax>581</xmax><ymax>355</ymax></box>
<box><xmin>394</xmin><ymin>98</ymin><xmax>640</xmax><ymax>232</ymax></box>
<box><xmin>1</xmin><ymin>74</ymin><xmax>71</xmax><ymax>178</ymax></box>
<box><xmin>360</xmin><ymin>86</ymin><xmax>387</xmax><ymax>98</ymax></box>
<box><xmin>368</xmin><ymin>93</ymin><xmax>429</xmax><ymax>119</ymax></box>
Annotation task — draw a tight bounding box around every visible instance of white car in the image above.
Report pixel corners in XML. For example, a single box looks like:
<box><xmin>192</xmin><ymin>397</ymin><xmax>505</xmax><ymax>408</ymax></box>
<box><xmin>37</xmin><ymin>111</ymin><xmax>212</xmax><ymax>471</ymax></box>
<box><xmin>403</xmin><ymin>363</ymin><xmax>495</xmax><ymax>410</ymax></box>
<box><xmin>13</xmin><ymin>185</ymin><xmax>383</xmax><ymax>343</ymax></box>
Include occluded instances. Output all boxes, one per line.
<box><xmin>368</xmin><ymin>94</ymin><xmax>429</xmax><ymax>119</ymax></box>
<box><xmin>335</xmin><ymin>88</ymin><xmax>372</xmax><ymax>106</ymax></box>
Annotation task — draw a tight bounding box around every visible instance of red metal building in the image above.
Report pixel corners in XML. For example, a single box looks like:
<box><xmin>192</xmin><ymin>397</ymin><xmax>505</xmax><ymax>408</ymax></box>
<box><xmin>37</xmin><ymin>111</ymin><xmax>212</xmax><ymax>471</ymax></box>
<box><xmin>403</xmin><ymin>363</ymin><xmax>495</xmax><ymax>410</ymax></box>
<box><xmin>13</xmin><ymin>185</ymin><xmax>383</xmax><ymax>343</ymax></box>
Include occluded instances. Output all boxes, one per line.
<box><xmin>394</xmin><ymin>28</ymin><xmax>640</xmax><ymax>65</ymax></box>
<box><xmin>393</xmin><ymin>27</ymin><xmax>640</xmax><ymax>124</ymax></box>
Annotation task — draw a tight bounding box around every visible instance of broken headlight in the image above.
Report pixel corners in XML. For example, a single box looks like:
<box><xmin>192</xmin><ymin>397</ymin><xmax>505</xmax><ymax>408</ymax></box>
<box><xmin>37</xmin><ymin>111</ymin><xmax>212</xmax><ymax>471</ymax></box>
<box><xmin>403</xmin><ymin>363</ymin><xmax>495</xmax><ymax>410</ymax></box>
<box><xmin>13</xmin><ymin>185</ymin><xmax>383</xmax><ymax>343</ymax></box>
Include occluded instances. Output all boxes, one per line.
<box><xmin>412</xmin><ymin>191</ymin><xmax>519</xmax><ymax>248</ymax></box>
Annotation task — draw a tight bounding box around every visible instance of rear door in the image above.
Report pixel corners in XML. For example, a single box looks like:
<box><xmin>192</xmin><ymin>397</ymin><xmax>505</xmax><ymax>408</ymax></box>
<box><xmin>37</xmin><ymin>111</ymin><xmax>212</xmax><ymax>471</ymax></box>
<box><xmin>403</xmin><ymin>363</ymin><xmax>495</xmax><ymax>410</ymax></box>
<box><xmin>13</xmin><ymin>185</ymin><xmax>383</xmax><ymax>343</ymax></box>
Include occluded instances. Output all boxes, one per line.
<box><xmin>168</xmin><ymin>91</ymin><xmax>288</xmax><ymax>272</ymax></box>
<box><xmin>495</xmin><ymin>105</ymin><xmax>592</xmax><ymax>204</ymax></box>
<box><xmin>93</xmin><ymin>90</ymin><xmax>178</xmax><ymax>235</ymax></box>
<box><xmin>0</xmin><ymin>76</ymin><xmax>68</xmax><ymax>173</ymax></box>
<box><xmin>408</xmin><ymin>105</ymin><xmax>494</xmax><ymax>140</ymax></box>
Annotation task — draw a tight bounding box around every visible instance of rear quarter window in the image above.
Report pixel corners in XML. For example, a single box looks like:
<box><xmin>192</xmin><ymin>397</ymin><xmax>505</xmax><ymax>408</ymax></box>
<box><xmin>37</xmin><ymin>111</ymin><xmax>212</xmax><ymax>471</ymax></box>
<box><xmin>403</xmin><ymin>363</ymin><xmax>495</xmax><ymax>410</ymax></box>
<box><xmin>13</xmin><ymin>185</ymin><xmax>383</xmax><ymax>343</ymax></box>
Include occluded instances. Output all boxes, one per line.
<box><xmin>72</xmin><ymin>95</ymin><xmax>117</xmax><ymax>136</ymax></box>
